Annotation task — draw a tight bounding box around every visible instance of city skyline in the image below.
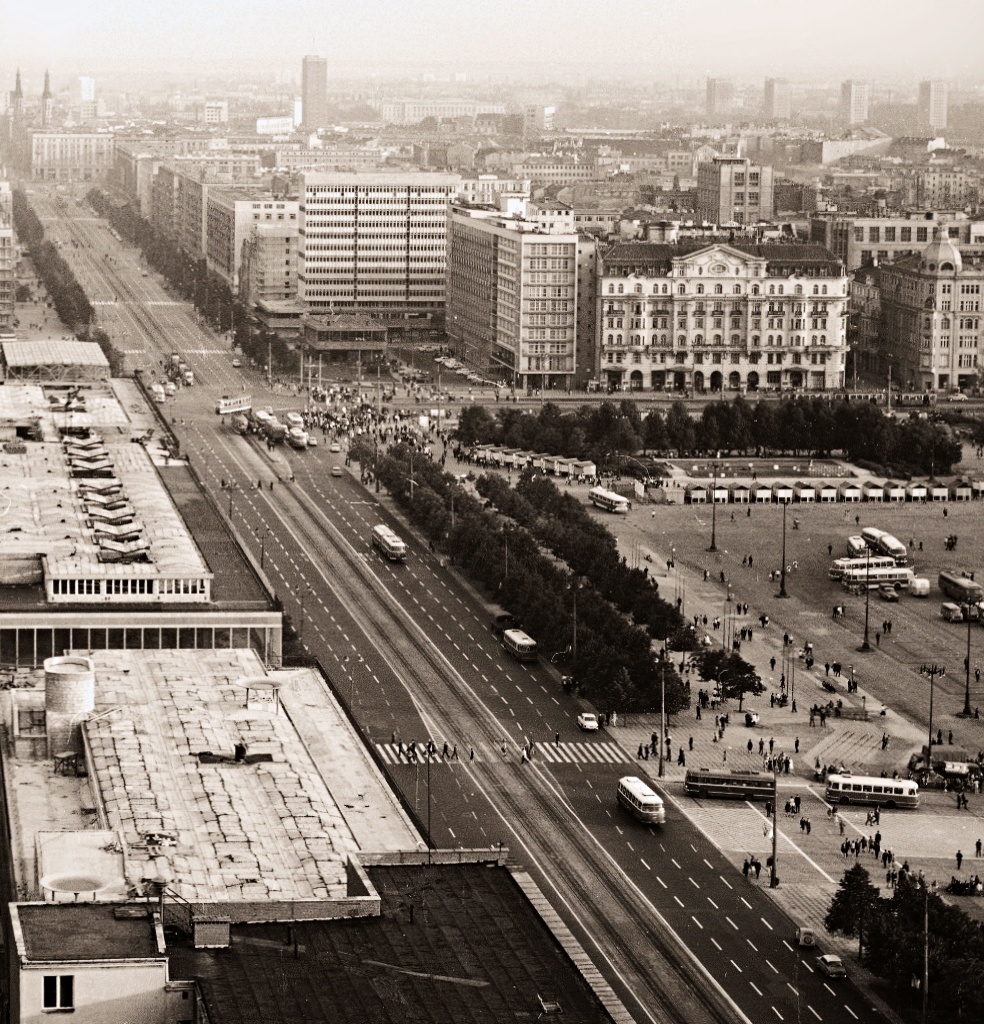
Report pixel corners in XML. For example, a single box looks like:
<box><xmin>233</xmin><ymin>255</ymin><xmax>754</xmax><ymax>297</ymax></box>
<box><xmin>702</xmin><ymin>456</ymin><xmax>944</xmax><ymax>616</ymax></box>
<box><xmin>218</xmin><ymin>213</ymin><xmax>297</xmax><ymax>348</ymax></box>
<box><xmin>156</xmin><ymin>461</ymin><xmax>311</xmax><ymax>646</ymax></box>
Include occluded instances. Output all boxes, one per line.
<box><xmin>2</xmin><ymin>0</ymin><xmax>977</xmax><ymax>80</ymax></box>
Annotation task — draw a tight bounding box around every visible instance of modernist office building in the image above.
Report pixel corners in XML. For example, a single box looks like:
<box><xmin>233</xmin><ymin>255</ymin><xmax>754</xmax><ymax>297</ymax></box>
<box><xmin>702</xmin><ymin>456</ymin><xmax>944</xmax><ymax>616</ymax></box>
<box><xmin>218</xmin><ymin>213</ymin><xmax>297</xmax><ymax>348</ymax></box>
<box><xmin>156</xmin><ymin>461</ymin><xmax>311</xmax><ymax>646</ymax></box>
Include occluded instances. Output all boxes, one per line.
<box><xmin>298</xmin><ymin>172</ymin><xmax>460</xmax><ymax>336</ymax></box>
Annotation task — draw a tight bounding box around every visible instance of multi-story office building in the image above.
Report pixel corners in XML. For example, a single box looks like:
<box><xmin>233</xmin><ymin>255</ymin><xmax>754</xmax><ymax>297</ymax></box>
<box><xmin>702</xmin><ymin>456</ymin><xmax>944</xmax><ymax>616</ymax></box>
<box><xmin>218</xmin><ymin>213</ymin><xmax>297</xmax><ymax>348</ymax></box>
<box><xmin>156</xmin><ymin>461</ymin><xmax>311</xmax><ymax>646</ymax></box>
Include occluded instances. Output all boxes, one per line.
<box><xmin>298</xmin><ymin>172</ymin><xmax>460</xmax><ymax>332</ymax></box>
<box><xmin>522</xmin><ymin>104</ymin><xmax>555</xmax><ymax>138</ymax></box>
<box><xmin>596</xmin><ymin>240</ymin><xmax>848</xmax><ymax>393</ymax></box>
<box><xmin>301</xmin><ymin>55</ymin><xmax>329</xmax><ymax>130</ymax></box>
<box><xmin>205</xmin><ymin>188</ymin><xmax>299</xmax><ymax>293</ymax></box>
<box><xmin>840</xmin><ymin>80</ymin><xmax>870</xmax><ymax>126</ymax></box>
<box><xmin>705</xmin><ymin>79</ymin><xmax>734</xmax><ymax>119</ymax></box>
<box><xmin>375</xmin><ymin>99</ymin><xmax>506</xmax><ymax>124</ymax></box>
<box><xmin>240</xmin><ymin>219</ymin><xmax>300</xmax><ymax>305</ymax></box>
<box><xmin>447</xmin><ymin>204</ymin><xmax>585</xmax><ymax>388</ymax></box>
<box><xmin>918</xmin><ymin>80</ymin><xmax>948</xmax><ymax>133</ymax></box>
<box><xmin>0</xmin><ymin>180</ymin><xmax>13</xmax><ymax>337</ymax></box>
<box><xmin>696</xmin><ymin>157</ymin><xmax>774</xmax><ymax>225</ymax></box>
<box><xmin>878</xmin><ymin>237</ymin><xmax>984</xmax><ymax>392</ymax></box>
<box><xmin>762</xmin><ymin>78</ymin><xmax>791</xmax><ymax>121</ymax></box>
<box><xmin>26</xmin><ymin>132</ymin><xmax>115</xmax><ymax>182</ymax></box>
<box><xmin>915</xmin><ymin>167</ymin><xmax>977</xmax><ymax>209</ymax></box>
<box><xmin>809</xmin><ymin>211</ymin><xmax>984</xmax><ymax>272</ymax></box>
<box><xmin>202</xmin><ymin>100</ymin><xmax>229</xmax><ymax>125</ymax></box>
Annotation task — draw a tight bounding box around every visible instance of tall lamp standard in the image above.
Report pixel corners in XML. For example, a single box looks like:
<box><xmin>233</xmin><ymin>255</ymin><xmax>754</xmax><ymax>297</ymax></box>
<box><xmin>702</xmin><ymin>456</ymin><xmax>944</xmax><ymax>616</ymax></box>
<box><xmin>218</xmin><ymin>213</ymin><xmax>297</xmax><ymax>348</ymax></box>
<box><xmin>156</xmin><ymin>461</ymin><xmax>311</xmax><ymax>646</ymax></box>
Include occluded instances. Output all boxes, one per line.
<box><xmin>769</xmin><ymin>762</ymin><xmax>780</xmax><ymax>888</ymax></box>
<box><xmin>657</xmin><ymin>648</ymin><xmax>666</xmax><ymax>779</ymax></box>
<box><xmin>960</xmin><ymin>612</ymin><xmax>973</xmax><ymax>717</ymax></box>
<box><xmin>859</xmin><ymin>544</ymin><xmax>872</xmax><ymax>651</ymax></box>
<box><xmin>919</xmin><ymin>663</ymin><xmax>944</xmax><ymax>770</ymax></box>
<box><xmin>708</xmin><ymin>463</ymin><xmax>719</xmax><ymax>552</ymax></box>
<box><xmin>778</xmin><ymin>498</ymin><xmax>789</xmax><ymax>598</ymax></box>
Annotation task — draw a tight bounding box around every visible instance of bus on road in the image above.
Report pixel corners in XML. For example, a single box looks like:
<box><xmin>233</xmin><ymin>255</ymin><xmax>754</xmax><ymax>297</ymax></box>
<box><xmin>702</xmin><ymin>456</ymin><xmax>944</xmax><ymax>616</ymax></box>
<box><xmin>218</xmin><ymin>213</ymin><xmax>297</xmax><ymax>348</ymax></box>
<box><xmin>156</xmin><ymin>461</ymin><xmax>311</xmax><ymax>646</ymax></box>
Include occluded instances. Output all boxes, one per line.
<box><xmin>371</xmin><ymin>525</ymin><xmax>407</xmax><ymax>562</ymax></box>
<box><xmin>589</xmin><ymin>487</ymin><xmax>631</xmax><ymax>513</ymax></box>
<box><xmin>841</xmin><ymin>565</ymin><xmax>915</xmax><ymax>591</ymax></box>
<box><xmin>828</xmin><ymin>555</ymin><xmax>897</xmax><ymax>580</ymax></box>
<box><xmin>938</xmin><ymin>571</ymin><xmax>983</xmax><ymax>604</ymax></box>
<box><xmin>825</xmin><ymin>774</ymin><xmax>919</xmax><ymax>809</ymax></box>
<box><xmin>684</xmin><ymin>768</ymin><xmax>775</xmax><ymax>801</ymax></box>
<box><xmin>617</xmin><ymin>776</ymin><xmax>666</xmax><ymax>823</ymax></box>
<box><xmin>861</xmin><ymin>527</ymin><xmax>909</xmax><ymax>566</ymax></box>
<box><xmin>501</xmin><ymin>628</ymin><xmax>538</xmax><ymax>662</ymax></box>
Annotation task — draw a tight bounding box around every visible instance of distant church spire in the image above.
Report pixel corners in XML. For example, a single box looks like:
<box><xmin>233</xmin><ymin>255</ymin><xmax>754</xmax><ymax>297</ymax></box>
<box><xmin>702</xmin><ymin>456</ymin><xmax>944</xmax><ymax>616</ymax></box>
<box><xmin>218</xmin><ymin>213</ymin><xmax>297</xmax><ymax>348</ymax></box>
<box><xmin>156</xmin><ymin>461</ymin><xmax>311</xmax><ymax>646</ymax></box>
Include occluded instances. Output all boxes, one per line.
<box><xmin>13</xmin><ymin>69</ymin><xmax>23</xmax><ymax>100</ymax></box>
<box><xmin>41</xmin><ymin>69</ymin><xmax>53</xmax><ymax>128</ymax></box>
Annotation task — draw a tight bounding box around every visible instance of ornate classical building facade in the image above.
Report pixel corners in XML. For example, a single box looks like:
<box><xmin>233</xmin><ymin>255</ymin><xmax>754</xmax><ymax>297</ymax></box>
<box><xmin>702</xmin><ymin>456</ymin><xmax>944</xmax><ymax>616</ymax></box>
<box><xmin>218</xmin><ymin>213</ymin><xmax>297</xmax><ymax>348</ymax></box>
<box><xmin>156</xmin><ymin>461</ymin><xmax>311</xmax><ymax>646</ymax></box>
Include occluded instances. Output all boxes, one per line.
<box><xmin>878</xmin><ymin>237</ymin><xmax>984</xmax><ymax>392</ymax></box>
<box><xmin>596</xmin><ymin>241</ymin><xmax>848</xmax><ymax>393</ymax></box>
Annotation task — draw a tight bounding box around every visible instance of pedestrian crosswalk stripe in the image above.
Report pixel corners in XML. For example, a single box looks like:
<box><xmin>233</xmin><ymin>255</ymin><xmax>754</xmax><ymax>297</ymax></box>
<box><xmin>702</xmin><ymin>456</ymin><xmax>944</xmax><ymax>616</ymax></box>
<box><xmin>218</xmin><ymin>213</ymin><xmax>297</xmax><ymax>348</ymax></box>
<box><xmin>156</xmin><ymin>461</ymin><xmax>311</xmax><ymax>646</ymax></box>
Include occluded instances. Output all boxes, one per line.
<box><xmin>374</xmin><ymin>741</ymin><xmax>631</xmax><ymax>765</ymax></box>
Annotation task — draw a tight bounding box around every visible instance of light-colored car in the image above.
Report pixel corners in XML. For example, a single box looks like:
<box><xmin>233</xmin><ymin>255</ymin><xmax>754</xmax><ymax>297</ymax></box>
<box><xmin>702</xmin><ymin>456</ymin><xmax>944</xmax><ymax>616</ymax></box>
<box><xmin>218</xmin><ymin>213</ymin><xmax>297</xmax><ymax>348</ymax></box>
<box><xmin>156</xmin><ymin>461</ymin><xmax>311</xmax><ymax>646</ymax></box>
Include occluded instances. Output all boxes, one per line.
<box><xmin>577</xmin><ymin>712</ymin><xmax>600</xmax><ymax>732</ymax></box>
<box><xmin>947</xmin><ymin>392</ymin><xmax>968</xmax><ymax>401</ymax></box>
<box><xmin>330</xmin><ymin>465</ymin><xmax>343</xmax><ymax>478</ymax></box>
<box><xmin>329</xmin><ymin>442</ymin><xmax>341</xmax><ymax>453</ymax></box>
<box><xmin>232</xmin><ymin>358</ymin><xmax>241</xmax><ymax>368</ymax></box>
<box><xmin>306</xmin><ymin>435</ymin><xmax>319</xmax><ymax>447</ymax></box>
<box><xmin>816</xmin><ymin>954</ymin><xmax>847</xmax><ymax>978</ymax></box>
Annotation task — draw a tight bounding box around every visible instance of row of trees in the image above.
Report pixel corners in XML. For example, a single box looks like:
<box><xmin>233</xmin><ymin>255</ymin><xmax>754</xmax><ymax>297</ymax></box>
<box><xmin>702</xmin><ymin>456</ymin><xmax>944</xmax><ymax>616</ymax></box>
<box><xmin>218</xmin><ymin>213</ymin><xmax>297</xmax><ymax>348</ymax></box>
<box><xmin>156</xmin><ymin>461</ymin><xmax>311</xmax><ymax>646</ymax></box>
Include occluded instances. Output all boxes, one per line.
<box><xmin>13</xmin><ymin>190</ymin><xmax>125</xmax><ymax>375</ymax></box>
<box><xmin>826</xmin><ymin>866</ymin><xmax>984</xmax><ymax>1023</ymax></box>
<box><xmin>85</xmin><ymin>189</ymin><xmax>296</xmax><ymax>375</ymax></box>
<box><xmin>457</xmin><ymin>396</ymin><xmax>962</xmax><ymax>478</ymax></box>
<box><xmin>360</xmin><ymin>440</ymin><xmax>690</xmax><ymax>713</ymax></box>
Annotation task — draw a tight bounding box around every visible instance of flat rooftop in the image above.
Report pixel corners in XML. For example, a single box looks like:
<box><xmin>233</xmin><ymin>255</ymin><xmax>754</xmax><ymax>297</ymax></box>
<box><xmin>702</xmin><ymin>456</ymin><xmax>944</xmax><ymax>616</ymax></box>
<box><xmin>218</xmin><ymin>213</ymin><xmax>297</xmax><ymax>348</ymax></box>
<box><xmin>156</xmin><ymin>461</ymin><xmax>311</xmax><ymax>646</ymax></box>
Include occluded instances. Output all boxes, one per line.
<box><xmin>168</xmin><ymin>862</ymin><xmax>611</xmax><ymax>1024</ymax></box>
<box><xmin>14</xmin><ymin>903</ymin><xmax>162</xmax><ymax>962</ymax></box>
<box><xmin>4</xmin><ymin>648</ymin><xmax>420</xmax><ymax>906</ymax></box>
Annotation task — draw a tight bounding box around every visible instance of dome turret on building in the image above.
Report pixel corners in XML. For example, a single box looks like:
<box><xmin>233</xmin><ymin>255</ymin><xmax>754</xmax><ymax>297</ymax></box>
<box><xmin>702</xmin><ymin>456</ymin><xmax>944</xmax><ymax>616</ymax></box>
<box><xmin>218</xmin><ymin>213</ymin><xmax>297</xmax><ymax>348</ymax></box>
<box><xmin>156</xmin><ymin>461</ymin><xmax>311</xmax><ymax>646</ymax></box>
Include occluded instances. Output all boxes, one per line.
<box><xmin>920</xmin><ymin>234</ymin><xmax>962</xmax><ymax>274</ymax></box>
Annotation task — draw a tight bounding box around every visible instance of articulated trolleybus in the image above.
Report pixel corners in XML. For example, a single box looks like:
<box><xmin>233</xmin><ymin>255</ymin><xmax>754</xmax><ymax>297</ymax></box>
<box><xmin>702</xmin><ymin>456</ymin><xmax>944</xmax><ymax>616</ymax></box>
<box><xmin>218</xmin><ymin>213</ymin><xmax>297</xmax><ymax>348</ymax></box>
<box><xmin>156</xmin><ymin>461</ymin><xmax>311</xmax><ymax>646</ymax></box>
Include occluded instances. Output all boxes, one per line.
<box><xmin>371</xmin><ymin>524</ymin><xmax>407</xmax><ymax>562</ymax></box>
<box><xmin>861</xmin><ymin>527</ymin><xmax>909</xmax><ymax>566</ymax></box>
<box><xmin>825</xmin><ymin>773</ymin><xmax>919</xmax><ymax>809</ymax></box>
<box><xmin>589</xmin><ymin>486</ymin><xmax>631</xmax><ymax>513</ymax></box>
<box><xmin>617</xmin><ymin>776</ymin><xmax>666</xmax><ymax>823</ymax></box>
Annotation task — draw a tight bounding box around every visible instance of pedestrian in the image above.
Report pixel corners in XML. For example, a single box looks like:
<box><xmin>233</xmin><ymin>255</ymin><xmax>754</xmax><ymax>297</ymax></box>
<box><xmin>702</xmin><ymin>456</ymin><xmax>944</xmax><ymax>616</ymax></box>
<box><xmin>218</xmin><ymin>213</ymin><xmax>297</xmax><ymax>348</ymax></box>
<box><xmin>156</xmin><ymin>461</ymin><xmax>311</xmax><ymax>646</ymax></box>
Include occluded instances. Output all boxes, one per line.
<box><xmin>795</xmin><ymin>737</ymin><xmax>800</xmax><ymax>753</ymax></box>
<box><xmin>451</xmin><ymin>744</ymin><xmax>458</xmax><ymax>760</ymax></box>
<box><xmin>976</xmin><ymin>838</ymin><xmax>982</xmax><ymax>857</ymax></box>
<box><xmin>555</xmin><ymin>731</ymin><xmax>561</xmax><ymax>746</ymax></box>
<box><xmin>442</xmin><ymin>741</ymin><xmax>449</xmax><ymax>759</ymax></box>
<box><xmin>875</xmin><ymin>631</ymin><xmax>880</xmax><ymax>647</ymax></box>
<box><xmin>828</xmin><ymin>543</ymin><xmax>833</xmax><ymax>556</ymax></box>
<box><xmin>469</xmin><ymin>748</ymin><xmax>474</xmax><ymax>760</ymax></box>
<box><xmin>689</xmin><ymin>736</ymin><xmax>694</xmax><ymax>751</ymax></box>
<box><xmin>957</xmin><ymin>849</ymin><xmax>963</xmax><ymax>870</ymax></box>
<box><xmin>747</xmin><ymin>738</ymin><xmax>754</xmax><ymax>754</ymax></box>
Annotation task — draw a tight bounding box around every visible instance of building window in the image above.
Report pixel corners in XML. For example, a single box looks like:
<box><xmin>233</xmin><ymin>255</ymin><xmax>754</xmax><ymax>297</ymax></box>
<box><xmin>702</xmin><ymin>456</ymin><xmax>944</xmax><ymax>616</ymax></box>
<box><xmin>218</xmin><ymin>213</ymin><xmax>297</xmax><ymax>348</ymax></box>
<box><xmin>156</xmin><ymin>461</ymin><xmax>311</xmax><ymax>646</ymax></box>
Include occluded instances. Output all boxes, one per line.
<box><xmin>917</xmin><ymin>227</ymin><xmax>928</xmax><ymax>242</ymax></box>
<box><xmin>43</xmin><ymin>975</ymin><xmax>74</xmax><ymax>1011</ymax></box>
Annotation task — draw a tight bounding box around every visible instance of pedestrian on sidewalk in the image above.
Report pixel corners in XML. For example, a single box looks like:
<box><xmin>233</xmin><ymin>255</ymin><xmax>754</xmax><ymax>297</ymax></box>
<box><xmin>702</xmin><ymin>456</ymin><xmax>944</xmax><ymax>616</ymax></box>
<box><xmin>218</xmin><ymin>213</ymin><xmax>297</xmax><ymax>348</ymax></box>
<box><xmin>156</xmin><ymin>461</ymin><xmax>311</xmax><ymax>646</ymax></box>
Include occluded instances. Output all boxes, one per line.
<box><xmin>957</xmin><ymin>849</ymin><xmax>963</xmax><ymax>870</ymax></box>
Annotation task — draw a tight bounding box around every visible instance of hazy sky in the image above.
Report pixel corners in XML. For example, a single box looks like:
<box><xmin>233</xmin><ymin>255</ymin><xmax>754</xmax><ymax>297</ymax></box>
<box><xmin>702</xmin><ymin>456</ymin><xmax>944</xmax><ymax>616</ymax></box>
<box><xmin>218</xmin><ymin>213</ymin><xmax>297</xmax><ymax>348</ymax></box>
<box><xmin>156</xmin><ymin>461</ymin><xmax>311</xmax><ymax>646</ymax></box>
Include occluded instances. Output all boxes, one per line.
<box><xmin>2</xmin><ymin>0</ymin><xmax>977</xmax><ymax>83</ymax></box>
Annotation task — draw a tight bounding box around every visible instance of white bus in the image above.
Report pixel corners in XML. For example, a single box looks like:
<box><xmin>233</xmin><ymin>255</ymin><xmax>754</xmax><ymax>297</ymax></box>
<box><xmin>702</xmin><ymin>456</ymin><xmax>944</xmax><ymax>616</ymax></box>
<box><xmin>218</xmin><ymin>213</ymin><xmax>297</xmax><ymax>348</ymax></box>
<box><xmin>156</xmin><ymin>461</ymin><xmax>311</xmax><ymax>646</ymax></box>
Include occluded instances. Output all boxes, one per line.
<box><xmin>617</xmin><ymin>776</ymin><xmax>666</xmax><ymax>824</ymax></box>
<box><xmin>841</xmin><ymin>564</ymin><xmax>914</xmax><ymax>591</ymax></box>
<box><xmin>371</xmin><ymin>524</ymin><xmax>407</xmax><ymax>562</ymax></box>
<box><xmin>589</xmin><ymin>487</ymin><xmax>631</xmax><ymax>514</ymax></box>
<box><xmin>501</xmin><ymin>628</ymin><xmax>538</xmax><ymax>662</ymax></box>
<box><xmin>828</xmin><ymin>555</ymin><xmax>897</xmax><ymax>580</ymax></box>
<box><xmin>861</xmin><ymin>527</ymin><xmax>909</xmax><ymax>566</ymax></box>
<box><xmin>846</xmin><ymin>535</ymin><xmax>867</xmax><ymax>557</ymax></box>
<box><xmin>825</xmin><ymin>773</ymin><xmax>919</xmax><ymax>809</ymax></box>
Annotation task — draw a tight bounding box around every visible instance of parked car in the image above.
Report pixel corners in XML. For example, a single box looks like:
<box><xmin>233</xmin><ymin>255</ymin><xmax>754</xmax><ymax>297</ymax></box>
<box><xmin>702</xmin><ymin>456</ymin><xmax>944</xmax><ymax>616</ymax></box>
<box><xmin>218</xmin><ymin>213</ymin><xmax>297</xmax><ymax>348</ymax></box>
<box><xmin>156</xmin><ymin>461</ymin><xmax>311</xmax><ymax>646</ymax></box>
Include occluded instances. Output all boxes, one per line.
<box><xmin>879</xmin><ymin>585</ymin><xmax>900</xmax><ymax>602</ymax></box>
<box><xmin>577</xmin><ymin>712</ymin><xmax>600</xmax><ymax>732</ymax></box>
<box><xmin>816</xmin><ymin>954</ymin><xmax>847</xmax><ymax>978</ymax></box>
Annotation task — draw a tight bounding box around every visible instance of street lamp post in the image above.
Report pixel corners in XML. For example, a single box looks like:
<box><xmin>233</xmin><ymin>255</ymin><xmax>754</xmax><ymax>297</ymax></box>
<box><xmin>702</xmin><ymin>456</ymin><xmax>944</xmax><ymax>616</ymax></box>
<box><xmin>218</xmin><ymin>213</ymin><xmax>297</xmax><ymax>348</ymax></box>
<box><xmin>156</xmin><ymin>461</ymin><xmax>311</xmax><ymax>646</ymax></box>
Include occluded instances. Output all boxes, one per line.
<box><xmin>919</xmin><ymin>663</ymin><xmax>944</xmax><ymax>770</ymax></box>
<box><xmin>960</xmin><ymin>613</ymin><xmax>973</xmax><ymax>717</ymax></box>
<box><xmin>770</xmin><ymin>765</ymin><xmax>780</xmax><ymax>888</ymax></box>
<box><xmin>708</xmin><ymin>463</ymin><xmax>719</xmax><ymax>552</ymax></box>
<box><xmin>258</xmin><ymin>526</ymin><xmax>267</xmax><ymax>569</ymax></box>
<box><xmin>778</xmin><ymin>499</ymin><xmax>789</xmax><ymax>598</ymax></box>
<box><xmin>859</xmin><ymin>544</ymin><xmax>872</xmax><ymax>651</ymax></box>
<box><xmin>658</xmin><ymin>649</ymin><xmax>666</xmax><ymax>779</ymax></box>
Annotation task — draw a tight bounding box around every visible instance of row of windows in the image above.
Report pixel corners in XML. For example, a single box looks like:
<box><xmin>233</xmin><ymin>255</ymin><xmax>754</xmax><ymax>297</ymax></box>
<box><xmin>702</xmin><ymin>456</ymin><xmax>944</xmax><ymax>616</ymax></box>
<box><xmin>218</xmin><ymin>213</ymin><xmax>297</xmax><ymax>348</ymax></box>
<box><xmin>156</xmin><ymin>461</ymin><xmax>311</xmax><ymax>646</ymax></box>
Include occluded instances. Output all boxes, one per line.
<box><xmin>605</xmin><ymin>350</ymin><xmax>829</xmax><ymax>366</ymax></box>
<box><xmin>855</xmin><ymin>226</ymin><xmax>931</xmax><ymax>243</ymax></box>
<box><xmin>606</xmin><ymin>282</ymin><xmax>836</xmax><ymax>296</ymax></box>
<box><xmin>604</xmin><ymin>333</ymin><xmax>833</xmax><ymax>347</ymax></box>
<box><xmin>50</xmin><ymin>577</ymin><xmax>207</xmax><ymax>596</ymax></box>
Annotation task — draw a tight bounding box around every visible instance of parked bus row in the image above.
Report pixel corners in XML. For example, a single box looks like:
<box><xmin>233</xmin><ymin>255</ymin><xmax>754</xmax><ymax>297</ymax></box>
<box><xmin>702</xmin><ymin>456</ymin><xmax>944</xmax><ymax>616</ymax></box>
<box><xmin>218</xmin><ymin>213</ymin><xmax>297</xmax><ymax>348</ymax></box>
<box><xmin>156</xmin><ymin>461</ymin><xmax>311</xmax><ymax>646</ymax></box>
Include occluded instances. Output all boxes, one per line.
<box><xmin>682</xmin><ymin>769</ymin><xmax>919</xmax><ymax>809</ymax></box>
<box><xmin>860</xmin><ymin>527</ymin><xmax>908</xmax><ymax>566</ymax></box>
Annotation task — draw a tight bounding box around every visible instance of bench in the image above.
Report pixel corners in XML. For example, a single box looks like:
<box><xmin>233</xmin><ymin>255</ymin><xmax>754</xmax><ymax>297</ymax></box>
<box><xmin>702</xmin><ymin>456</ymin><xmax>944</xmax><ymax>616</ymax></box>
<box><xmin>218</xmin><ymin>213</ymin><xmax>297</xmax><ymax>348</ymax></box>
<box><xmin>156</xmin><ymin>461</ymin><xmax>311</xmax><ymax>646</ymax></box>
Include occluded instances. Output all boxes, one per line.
<box><xmin>833</xmin><ymin>707</ymin><xmax>870</xmax><ymax>722</ymax></box>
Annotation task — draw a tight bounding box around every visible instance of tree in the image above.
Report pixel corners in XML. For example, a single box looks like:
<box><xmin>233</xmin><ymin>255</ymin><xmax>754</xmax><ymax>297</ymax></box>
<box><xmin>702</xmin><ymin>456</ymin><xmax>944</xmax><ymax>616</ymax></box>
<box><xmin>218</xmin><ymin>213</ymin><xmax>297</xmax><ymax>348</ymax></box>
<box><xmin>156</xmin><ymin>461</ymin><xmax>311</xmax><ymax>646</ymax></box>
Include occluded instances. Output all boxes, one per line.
<box><xmin>825</xmin><ymin>864</ymin><xmax>880</xmax><ymax>958</ymax></box>
<box><xmin>690</xmin><ymin>648</ymin><xmax>762</xmax><ymax>708</ymax></box>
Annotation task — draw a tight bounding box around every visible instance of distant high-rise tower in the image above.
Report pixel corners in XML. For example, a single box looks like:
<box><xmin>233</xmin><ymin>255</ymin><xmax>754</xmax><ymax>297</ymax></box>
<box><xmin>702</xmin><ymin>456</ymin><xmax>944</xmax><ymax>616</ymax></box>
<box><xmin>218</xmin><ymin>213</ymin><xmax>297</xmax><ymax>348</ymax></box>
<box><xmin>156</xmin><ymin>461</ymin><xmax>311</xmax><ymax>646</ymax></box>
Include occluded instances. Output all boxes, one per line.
<box><xmin>763</xmin><ymin>78</ymin><xmax>791</xmax><ymax>121</ymax></box>
<box><xmin>918</xmin><ymin>80</ymin><xmax>947</xmax><ymax>133</ymax></box>
<box><xmin>41</xmin><ymin>69</ymin><xmax>53</xmax><ymax>128</ymax></box>
<box><xmin>840</xmin><ymin>80</ymin><xmax>870</xmax><ymax>126</ymax></box>
<box><xmin>706</xmin><ymin>78</ymin><xmax>735</xmax><ymax>119</ymax></box>
<box><xmin>11</xmin><ymin>69</ymin><xmax>23</xmax><ymax>117</ymax></box>
<box><xmin>301</xmin><ymin>55</ymin><xmax>329</xmax><ymax>130</ymax></box>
